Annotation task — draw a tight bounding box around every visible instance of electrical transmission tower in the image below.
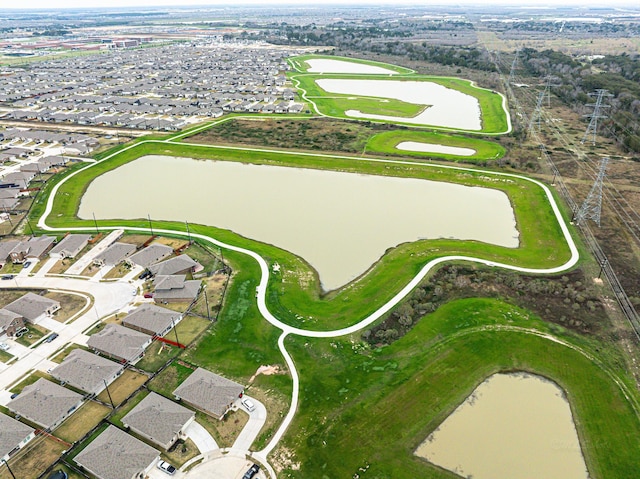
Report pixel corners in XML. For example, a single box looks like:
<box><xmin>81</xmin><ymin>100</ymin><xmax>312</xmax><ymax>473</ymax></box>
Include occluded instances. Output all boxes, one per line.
<box><xmin>575</xmin><ymin>157</ymin><xmax>609</xmax><ymax>227</ymax></box>
<box><xmin>581</xmin><ymin>89</ymin><xmax>612</xmax><ymax>145</ymax></box>
<box><xmin>508</xmin><ymin>48</ymin><xmax>520</xmax><ymax>84</ymax></box>
<box><xmin>528</xmin><ymin>91</ymin><xmax>546</xmax><ymax>135</ymax></box>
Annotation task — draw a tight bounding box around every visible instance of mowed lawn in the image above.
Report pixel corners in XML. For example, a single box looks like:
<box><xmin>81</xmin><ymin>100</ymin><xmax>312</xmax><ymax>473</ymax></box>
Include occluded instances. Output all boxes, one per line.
<box><xmin>0</xmin><ymin>436</ymin><xmax>67</xmax><ymax>479</ymax></box>
<box><xmin>365</xmin><ymin>129</ymin><xmax>506</xmax><ymax>161</ymax></box>
<box><xmin>282</xmin><ymin>298</ymin><xmax>640</xmax><ymax>479</ymax></box>
<box><xmin>54</xmin><ymin>400</ymin><xmax>110</xmax><ymax>444</ymax></box>
<box><xmin>96</xmin><ymin>369</ymin><xmax>148</xmax><ymax>406</ymax></box>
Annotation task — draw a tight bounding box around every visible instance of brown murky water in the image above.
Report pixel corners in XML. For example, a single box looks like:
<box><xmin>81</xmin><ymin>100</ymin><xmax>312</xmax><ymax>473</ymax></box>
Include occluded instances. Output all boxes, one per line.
<box><xmin>79</xmin><ymin>155</ymin><xmax>518</xmax><ymax>290</ymax></box>
<box><xmin>415</xmin><ymin>373</ymin><xmax>589</xmax><ymax>479</ymax></box>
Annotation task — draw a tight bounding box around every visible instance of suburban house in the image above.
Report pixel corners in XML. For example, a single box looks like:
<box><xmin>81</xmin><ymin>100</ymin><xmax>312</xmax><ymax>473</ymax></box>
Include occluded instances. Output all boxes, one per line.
<box><xmin>92</xmin><ymin>242</ymin><xmax>136</xmax><ymax>267</ymax></box>
<box><xmin>0</xmin><ymin>309</ymin><xmax>25</xmax><ymax>338</ymax></box>
<box><xmin>4</xmin><ymin>292</ymin><xmax>60</xmax><ymax>324</ymax></box>
<box><xmin>148</xmin><ymin>254</ymin><xmax>198</xmax><ymax>276</ymax></box>
<box><xmin>153</xmin><ymin>275</ymin><xmax>201</xmax><ymax>304</ymax></box>
<box><xmin>0</xmin><ymin>240</ymin><xmax>20</xmax><ymax>267</ymax></box>
<box><xmin>0</xmin><ymin>413</ymin><xmax>35</xmax><ymax>462</ymax></box>
<box><xmin>126</xmin><ymin>243</ymin><xmax>173</xmax><ymax>269</ymax></box>
<box><xmin>122</xmin><ymin>304</ymin><xmax>182</xmax><ymax>337</ymax></box>
<box><xmin>50</xmin><ymin>349</ymin><xmax>124</xmax><ymax>395</ymax></box>
<box><xmin>7</xmin><ymin>378</ymin><xmax>83</xmax><ymax>430</ymax></box>
<box><xmin>122</xmin><ymin>392</ymin><xmax>195</xmax><ymax>450</ymax></box>
<box><xmin>74</xmin><ymin>425</ymin><xmax>160</xmax><ymax>479</ymax></box>
<box><xmin>9</xmin><ymin>236</ymin><xmax>56</xmax><ymax>263</ymax></box>
<box><xmin>87</xmin><ymin>323</ymin><xmax>152</xmax><ymax>364</ymax></box>
<box><xmin>49</xmin><ymin>233</ymin><xmax>91</xmax><ymax>259</ymax></box>
<box><xmin>173</xmin><ymin>367</ymin><xmax>244</xmax><ymax>419</ymax></box>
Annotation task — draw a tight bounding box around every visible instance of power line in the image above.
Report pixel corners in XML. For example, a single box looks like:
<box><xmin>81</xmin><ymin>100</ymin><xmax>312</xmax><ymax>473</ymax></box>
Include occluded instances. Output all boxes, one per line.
<box><xmin>581</xmin><ymin>89</ymin><xmax>613</xmax><ymax>145</ymax></box>
<box><xmin>576</xmin><ymin>157</ymin><xmax>609</xmax><ymax>227</ymax></box>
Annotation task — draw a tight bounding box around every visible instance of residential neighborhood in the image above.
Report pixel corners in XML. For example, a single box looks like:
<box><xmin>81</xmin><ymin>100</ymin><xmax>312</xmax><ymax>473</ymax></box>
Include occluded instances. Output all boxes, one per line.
<box><xmin>0</xmin><ymin>229</ymin><xmax>265</xmax><ymax>479</ymax></box>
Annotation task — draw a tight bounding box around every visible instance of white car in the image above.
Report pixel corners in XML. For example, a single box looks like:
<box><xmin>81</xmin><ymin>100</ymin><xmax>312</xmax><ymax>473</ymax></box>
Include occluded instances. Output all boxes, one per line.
<box><xmin>157</xmin><ymin>461</ymin><xmax>176</xmax><ymax>475</ymax></box>
<box><xmin>241</xmin><ymin>397</ymin><xmax>256</xmax><ymax>412</ymax></box>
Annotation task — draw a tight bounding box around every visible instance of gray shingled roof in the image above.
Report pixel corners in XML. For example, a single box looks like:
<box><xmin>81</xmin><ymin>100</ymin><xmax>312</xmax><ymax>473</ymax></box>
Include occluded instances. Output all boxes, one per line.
<box><xmin>4</xmin><ymin>292</ymin><xmax>60</xmax><ymax>321</ymax></box>
<box><xmin>127</xmin><ymin>243</ymin><xmax>173</xmax><ymax>268</ymax></box>
<box><xmin>21</xmin><ymin>235</ymin><xmax>56</xmax><ymax>258</ymax></box>
<box><xmin>122</xmin><ymin>304</ymin><xmax>181</xmax><ymax>336</ymax></box>
<box><xmin>0</xmin><ymin>413</ymin><xmax>34</xmax><ymax>458</ymax></box>
<box><xmin>75</xmin><ymin>425</ymin><xmax>159</xmax><ymax>479</ymax></box>
<box><xmin>0</xmin><ymin>239</ymin><xmax>20</xmax><ymax>261</ymax></box>
<box><xmin>122</xmin><ymin>392</ymin><xmax>194</xmax><ymax>449</ymax></box>
<box><xmin>148</xmin><ymin>254</ymin><xmax>198</xmax><ymax>276</ymax></box>
<box><xmin>0</xmin><ymin>308</ymin><xmax>22</xmax><ymax>331</ymax></box>
<box><xmin>94</xmin><ymin>242</ymin><xmax>136</xmax><ymax>266</ymax></box>
<box><xmin>51</xmin><ymin>349</ymin><xmax>123</xmax><ymax>394</ymax></box>
<box><xmin>87</xmin><ymin>323</ymin><xmax>151</xmax><ymax>362</ymax></box>
<box><xmin>7</xmin><ymin>378</ymin><xmax>83</xmax><ymax>429</ymax></box>
<box><xmin>49</xmin><ymin>234</ymin><xmax>91</xmax><ymax>257</ymax></box>
<box><xmin>153</xmin><ymin>274</ymin><xmax>187</xmax><ymax>291</ymax></box>
<box><xmin>173</xmin><ymin>367</ymin><xmax>243</xmax><ymax>418</ymax></box>
<box><xmin>153</xmin><ymin>278</ymin><xmax>201</xmax><ymax>302</ymax></box>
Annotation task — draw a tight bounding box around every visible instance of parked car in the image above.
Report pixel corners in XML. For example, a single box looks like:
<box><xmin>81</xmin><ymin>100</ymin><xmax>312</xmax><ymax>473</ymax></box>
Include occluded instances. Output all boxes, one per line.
<box><xmin>157</xmin><ymin>461</ymin><xmax>176</xmax><ymax>475</ymax></box>
<box><xmin>10</xmin><ymin>392</ymin><xmax>19</xmax><ymax>399</ymax></box>
<box><xmin>241</xmin><ymin>397</ymin><xmax>256</xmax><ymax>412</ymax></box>
<box><xmin>143</xmin><ymin>292</ymin><xmax>154</xmax><ymax>299</ymax></box>
<box><xmin>44</xmin><ymin>333</ymin><xmax>59</xmax><ymax>343</ymax></box>
<box><xmin>243</xmin><ymin>463</ymin><xmax>260</xmax><ymax>479</ymax></box>
<box><xmin>23</xmin><ymin>261</ymin><xmax>32</xmax><ymax>269</ymax></box>
<box><xmin>0</xmin><ymin>342</ymin><xmax>9</xmax><ymax>351</ymax></box>
<box><xmin>1</xmin><ymin>274</ymin><xmax>14</xmax><ymax>280</ymax></box>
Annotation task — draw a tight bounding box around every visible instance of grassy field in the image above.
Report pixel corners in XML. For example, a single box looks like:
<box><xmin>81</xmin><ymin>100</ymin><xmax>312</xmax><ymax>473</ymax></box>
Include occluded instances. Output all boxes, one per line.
<box><xmin>289</xmin><ymin>54</ymin><xmax>415</xmax><ymax>75</ymax></box>
<box><xmin>279</xmin><ymin>298</ymin><xmax>640</xmax><ymax>478</ymax></box>
<box><xmin>96</xmin><ymin>369</ymin><xmax>148</xmax><ymax>407</ymax></box>
<box><xmin>54</xmin><ymin>400</ymin><xmax>110</xmax><ymax>444</ymax></box>
<box><xmin>365</xmin><ymin>130</ymin><xmax>506</xmax><ymax>161</ymax></box>
<box><xmin>290</xmin><ymin>68</ymin><xmax>509</xmax><ymax>134</ymax></box>
<box><xmin>0</xmin><ymin>435</ymin><xmax>68</xmax><ymax>479</ymax></box>
<box><xmin>32</xmin><ymin>139</ymin><xmax>575</xmax><ymax>331</ymax></box>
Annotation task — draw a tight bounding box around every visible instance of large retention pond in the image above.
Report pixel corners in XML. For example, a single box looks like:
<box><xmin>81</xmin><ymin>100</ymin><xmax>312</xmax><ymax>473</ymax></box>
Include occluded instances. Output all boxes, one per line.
<box><xmin>315</xmin><ymin>78</ymin><xmax>482</xmax><ymax>130</ymax></box>
<box><xmin>415</xmin><ymin>373</ymin><xmax>589</xmax><ymax>479</ymax></box>
<box><xmin>79</xmin><ymin>155</ymin><xmax>519</xmax><ymax>290</ymax></box>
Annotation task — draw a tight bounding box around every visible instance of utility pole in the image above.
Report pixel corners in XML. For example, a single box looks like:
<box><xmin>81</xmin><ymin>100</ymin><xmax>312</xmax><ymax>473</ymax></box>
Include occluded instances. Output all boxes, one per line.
<box><xmin>25</xmin><ymin>217</ymin><xmax>35</xmax><ymax>237</ymax></box>
<box><xmin>185</xmin><ymin>220</ymin><xmax>192</xmax><ymax>244</ymax></box>
<box><xmin>103</xmin><ymin>379</ymin><xmax>115</xmax><ymax>408</ymax></box>
<box><xmin>581</xmin><ymin>89</ymin><xmax>613</xmax><ymax>145</ymax></box>
<box><xmin>172</xmin><ymin>317</ymin><xmax>180</xmax><ymax>346</ymax></box>
<box><xmin>92</xmin><ymin>212</ymin><xmax>99</xmax><ymax>234</ymax></box>
<box><xmin>203</xmin><ymin>283</ymin><xmax>211</xmax><ymax>321</ymax></box>
<box><xmin>576</xmin><ymin>157</ymin><xmax>609</xmax><ymax>227</ymax></box>
<box><xmin>147</xmin><ymin>214</ymin><xmax>154</xmax><ymax>236</ymax></box>
<box><xmin>1</xmin><ymin>459</ymin><xmax>16</xmax><ymax>479</ymax></box>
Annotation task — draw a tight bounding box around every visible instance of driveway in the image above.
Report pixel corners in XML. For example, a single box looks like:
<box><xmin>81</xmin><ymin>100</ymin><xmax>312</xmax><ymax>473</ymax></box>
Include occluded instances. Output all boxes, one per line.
<box><xmin>232</xmin><ymin>396</ymin><xmax>267</xmax><ymax>451</ymax></box>
<box><xmin>185</xmin><ymin>421</ymin><xmax>218</xmax><ymax>453</ymax></box>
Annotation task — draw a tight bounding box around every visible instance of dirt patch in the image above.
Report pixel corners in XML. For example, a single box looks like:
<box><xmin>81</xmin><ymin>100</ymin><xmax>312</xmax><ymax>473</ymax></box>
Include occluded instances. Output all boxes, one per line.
<box><xmin>270</xmin><ymin>446</ymin><xmax>301</xmax><ymax>473</ymax></box>
<box><xmin>248</xmin><ymin>364</ymin><xmax>283</xmax><ymax>383</ymax></box>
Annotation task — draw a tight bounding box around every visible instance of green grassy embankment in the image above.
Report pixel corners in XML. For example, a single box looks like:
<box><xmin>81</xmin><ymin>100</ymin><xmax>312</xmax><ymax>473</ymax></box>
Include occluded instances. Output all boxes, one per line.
<box><xmin>282</xmin><ymin>297</ymin><xmax>640</xmax><ymax>479</ymax></box>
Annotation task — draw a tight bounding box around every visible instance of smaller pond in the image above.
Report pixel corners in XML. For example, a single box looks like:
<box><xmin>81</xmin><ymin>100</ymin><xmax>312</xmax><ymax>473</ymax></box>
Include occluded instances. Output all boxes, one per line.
<box><xmin>415</xmin><ymin>372</ymin><xmax>589</xmax><ymax>479</ymax></box>
<box><xmin>304</xmin><ymin>58</ymin><xmax>398</xmax><ymax>75</ymax></box>
<box><xmin>396</xmin><ymin>141</ymin><xmax>476</xmax><ymax>157</ymax></box>
<box><xmin>316</xmin><ymin>78</ymin><xmax>481</xmax><ymax>130</ymax></box>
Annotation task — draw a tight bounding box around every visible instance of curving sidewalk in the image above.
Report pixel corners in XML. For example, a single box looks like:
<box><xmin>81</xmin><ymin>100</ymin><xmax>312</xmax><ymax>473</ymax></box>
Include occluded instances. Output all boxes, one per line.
<box><xmin>36</xmin><ymin>138</ymin><xmax>579</xmax><ymax>477</ymax></box>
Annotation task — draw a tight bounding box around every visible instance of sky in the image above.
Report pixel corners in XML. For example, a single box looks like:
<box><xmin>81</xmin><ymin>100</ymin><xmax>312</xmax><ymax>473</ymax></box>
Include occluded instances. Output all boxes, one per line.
<box><xmin>11</xmin><ymin>0</ymin><xmax>639</xmax><ymax>9</ymax></box>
